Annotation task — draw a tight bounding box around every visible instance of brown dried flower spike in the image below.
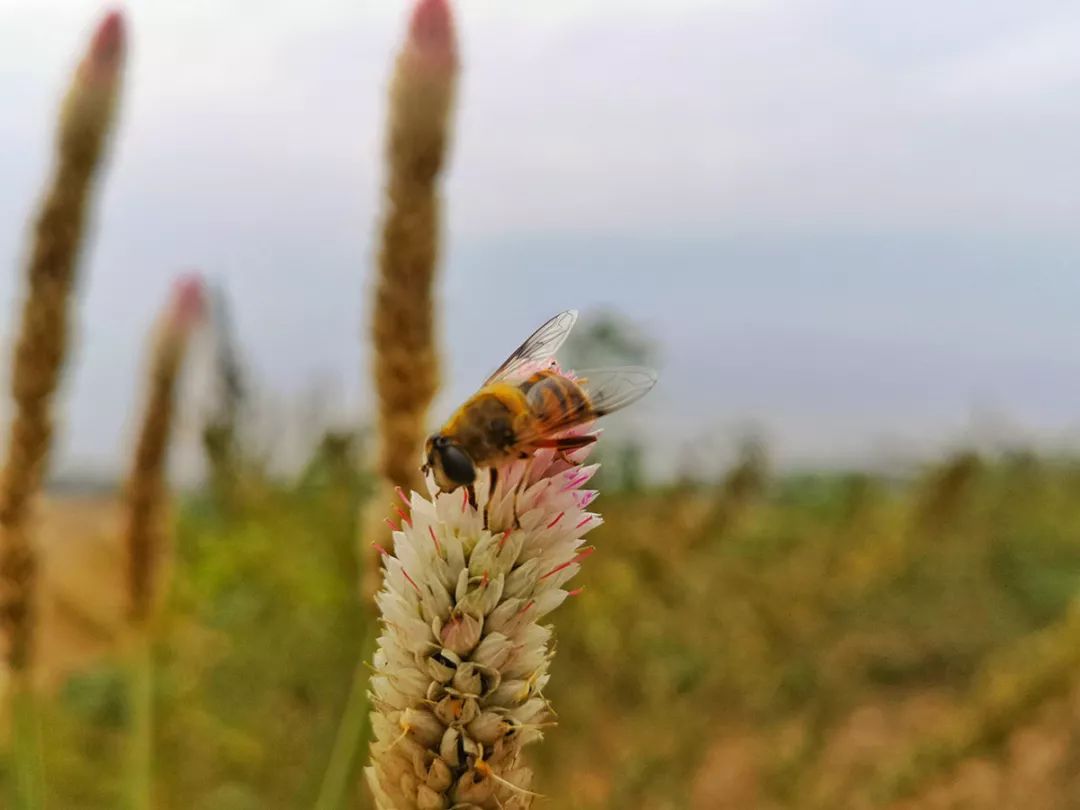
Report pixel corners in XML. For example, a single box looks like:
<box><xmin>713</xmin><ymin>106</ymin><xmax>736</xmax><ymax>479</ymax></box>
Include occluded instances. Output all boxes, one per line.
<box><xmin>364</xmin><ymin>0</ymin><xmax>459</xmax><ymax>601</ymax></box>
<box><xmin>125</xmin><ymin>275</ymin><xmax>206</xmax><ymax>625</ymax></box>
<box><xmin>371</xmin><ymin>0</ymin><xmax>458</xmax><ymax>494</ymax></box>
<box><xmin>0</xmin><ymin>9</ymin><xmax>125</xmax><ymax>675</ymax></box>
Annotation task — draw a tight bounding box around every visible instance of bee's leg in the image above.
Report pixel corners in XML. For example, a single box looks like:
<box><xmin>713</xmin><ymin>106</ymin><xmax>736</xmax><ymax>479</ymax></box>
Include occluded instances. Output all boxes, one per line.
<box><xmin>510</xmin><ymin>471</ymin><xmax>526</xmax><ymax>530</ymax></box>
<box><xmin>466</xmin><ymin>484</ymin><xmax>478</xmax><ymax>514</ymax></box>
<box><xmin>533</xmin><ymin>435</ymin><xmax>598</xmax><ymax>466</ymax></box>
<box><xmin>499</xmin><ymin>454</ymin><xmax>528</xmax><ymax>531</ymax></box>
<box><xmin>484</xmin><ymin>467</ymin><xmax>498</xmax><ymax>530</ymax></box>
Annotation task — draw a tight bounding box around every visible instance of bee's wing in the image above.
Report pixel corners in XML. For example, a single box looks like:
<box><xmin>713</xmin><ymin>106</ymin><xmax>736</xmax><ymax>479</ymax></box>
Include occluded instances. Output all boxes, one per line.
<box><xmin>576</xmin><ymin>367</ymin><xmax>659</xmax><ymax>417</ymax></box>
<box><xmin>484</xmin><ymin>309</ymin><xmax>579</xmax><ymax>385</ymax></box>
<box><xmin>513</xmin><ymin>366</ymin><xmax>658</xmax><ymax>445</ymax></box>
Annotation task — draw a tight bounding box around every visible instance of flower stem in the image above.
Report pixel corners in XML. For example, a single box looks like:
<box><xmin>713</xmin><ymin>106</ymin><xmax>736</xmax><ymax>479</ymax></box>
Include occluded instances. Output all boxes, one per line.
<box><xmin>314</xmin><ymin>629</ymin><xmax>376</xmax><ymax>810</ymax></box>
<box><xmin>125</xmin><ymin>633</ymin><xmax>153</xmax><ymax>810</ymax></box>
<box><xmin>9</xmin><ymin>671</ymin><xmax>44</xmax><ymax>810</ymax></box>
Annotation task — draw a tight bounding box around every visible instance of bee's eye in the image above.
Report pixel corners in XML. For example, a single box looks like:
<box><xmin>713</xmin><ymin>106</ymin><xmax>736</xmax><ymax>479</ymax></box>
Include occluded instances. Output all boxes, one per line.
<box><xmin>439</xmin><ymin>444</ymin><xmax>476</xmax><ymax>485</ymax></box>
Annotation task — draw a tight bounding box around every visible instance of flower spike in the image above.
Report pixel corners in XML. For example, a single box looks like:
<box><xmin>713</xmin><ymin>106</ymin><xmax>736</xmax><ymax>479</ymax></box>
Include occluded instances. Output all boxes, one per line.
<box><xmin>366</xmin><ymin>444</ymin><xmax>600</xmax><ymax>808</ymax></box>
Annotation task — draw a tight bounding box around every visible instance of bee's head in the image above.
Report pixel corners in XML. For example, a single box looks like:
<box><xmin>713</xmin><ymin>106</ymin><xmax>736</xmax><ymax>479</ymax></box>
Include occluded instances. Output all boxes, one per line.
<box><xmin>422</xmin><ymin>434</ymin><xmax>477</xmax><ymax>493</ymax></box>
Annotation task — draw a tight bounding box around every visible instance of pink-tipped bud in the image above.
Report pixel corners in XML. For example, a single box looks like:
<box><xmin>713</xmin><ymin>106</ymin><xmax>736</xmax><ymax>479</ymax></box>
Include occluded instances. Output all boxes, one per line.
<box><xmin>405</xmin><ymin>0</ymin><xmax>456</xmax><ymax>72</ymax></box>
<box><xmin>167</xmin><ymin>273</ymin><xmax>206</xmax><ymax>336</ymax></box>
<box><xmin>80</xmin><ymin>10</ymin><xmax>126</xmax><ymax>85</ymax></box>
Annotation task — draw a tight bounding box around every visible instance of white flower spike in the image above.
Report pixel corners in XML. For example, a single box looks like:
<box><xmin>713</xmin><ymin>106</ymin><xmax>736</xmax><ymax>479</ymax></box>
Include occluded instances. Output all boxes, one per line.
<box><xmin>365</xmin><ymin>440</ymin><xmax>600</xmax><ymax>809</ymax></box>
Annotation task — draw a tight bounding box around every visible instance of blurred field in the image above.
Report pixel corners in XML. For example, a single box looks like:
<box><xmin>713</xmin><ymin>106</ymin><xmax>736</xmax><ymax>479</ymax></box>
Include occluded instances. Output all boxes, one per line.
<box><xmin>12</xmin><ymin>446</ymin><xmax>1080</xmax><ymax>808</ymax></box>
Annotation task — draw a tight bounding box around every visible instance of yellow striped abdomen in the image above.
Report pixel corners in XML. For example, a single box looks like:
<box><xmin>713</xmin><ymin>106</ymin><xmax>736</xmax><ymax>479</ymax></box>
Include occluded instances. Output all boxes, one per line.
<box><xmin>520</xmin><ymin>370</ymin><xmax>594</xmax><ymax>435</ymax></box>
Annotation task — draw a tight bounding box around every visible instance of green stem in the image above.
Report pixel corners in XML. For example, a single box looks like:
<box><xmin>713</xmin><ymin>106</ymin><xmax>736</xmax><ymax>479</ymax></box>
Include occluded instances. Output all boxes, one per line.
<box><xmin>9</xmin><ymin>672</ymin><xmax>44</xmax><ymax>810</ymax></box>
<box><xmin>125</xmin><ymin>634</ymin><xmax>153</xmax><ymax>810</ymax></box>
<box><xmin>314</xmin><ymin>629</ymin><xmax>376</xmax><ymax>810</ymax></box>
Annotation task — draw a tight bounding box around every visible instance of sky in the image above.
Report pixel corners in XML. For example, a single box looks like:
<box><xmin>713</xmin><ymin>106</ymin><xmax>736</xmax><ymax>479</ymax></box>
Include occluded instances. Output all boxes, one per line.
<box><xmin>2</xmin><ymin>0</ymin><xmax>1080</xmax><ymax>479</ymax></box>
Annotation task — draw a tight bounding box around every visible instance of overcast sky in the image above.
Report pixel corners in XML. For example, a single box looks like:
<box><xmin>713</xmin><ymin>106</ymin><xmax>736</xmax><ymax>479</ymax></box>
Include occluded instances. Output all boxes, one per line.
<box><xmin>2</xmin><ymin>0</ymin><xmax>1080</xmax><ymax>479</ymax></box>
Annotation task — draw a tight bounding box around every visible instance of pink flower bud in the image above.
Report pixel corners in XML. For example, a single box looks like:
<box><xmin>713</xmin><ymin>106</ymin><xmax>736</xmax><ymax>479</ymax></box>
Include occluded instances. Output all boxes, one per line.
<box><xmin>80</xmin><ymin>10</ymin><xmax>125</xmax><ymax>86</ymax></box>
<box><xmin>405</xmin><ymin>0</ymin><xmax>456</xmax><ymax>73</ymax></box>
<box><xmin>167</xmin><ymin>273</ymin><xmax>206</xmax><ymax>336</ymax></box>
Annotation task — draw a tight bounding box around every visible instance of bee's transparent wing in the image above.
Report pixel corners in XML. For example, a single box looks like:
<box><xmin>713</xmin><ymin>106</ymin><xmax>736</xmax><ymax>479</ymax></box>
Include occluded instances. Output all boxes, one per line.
<box><xmin>483</xmin><ymin>309</ymin><xmax>579</xmax><ymax>385</ymax></box>
<box><xmin>512</xmin><ymin>366</ymin><xmax>658</xmax><ymax>445</ymax></box>
<box><xmin>575</xmin><ymin>366</ymin><xmax>659</xmax><ymax>417</ymax></box>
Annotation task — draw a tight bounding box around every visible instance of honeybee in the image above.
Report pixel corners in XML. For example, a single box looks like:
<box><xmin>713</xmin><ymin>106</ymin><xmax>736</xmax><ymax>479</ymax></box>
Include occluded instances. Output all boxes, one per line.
<box><xmin>422</xmin><ymin>310</ymin><xmax>657</xmax><ymax>505</ymax></box>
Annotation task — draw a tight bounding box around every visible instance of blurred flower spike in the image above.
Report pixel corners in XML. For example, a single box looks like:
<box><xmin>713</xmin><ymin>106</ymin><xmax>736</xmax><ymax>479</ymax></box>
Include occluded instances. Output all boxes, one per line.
<box><xmin>125</xmin><ymin>272</ymin><xmax>206</xmax><ymax>626</ymax></box>
<box><xmin>366</xmin><ymin>440</ymin><xmax>600</xmax><ymax>809</ymax></box>
<box><xmin>365</xmin><ymin>0</ymin><xmax>459</xmax><ymax>599</ymax></box>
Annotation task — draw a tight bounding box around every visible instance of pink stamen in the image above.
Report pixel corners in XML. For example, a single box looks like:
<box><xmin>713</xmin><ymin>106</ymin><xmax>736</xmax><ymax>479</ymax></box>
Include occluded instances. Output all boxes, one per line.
<box><xmin>517</xmin><ymin>599</ymin><xmax>536</xmax><ymax>616</ymax></box>
<box><xmin>461</xmin><ymin>488</ymin><xmax>468</xmax><ymax>513</ymax></box>
<box><xmin>580</xmin><ymin>491</ymin><xmax>598</xmax><ymax>508</ymax></box>
<box><xmin>481</xmin><ymin>571</ymin><xmax>489</xmax><ymax>586</ymax></box>
<box><xmin>546</xmin><ymin>512</ymin><xmax>565</xmax><ymax>529</ymax></box>
<box><xmin>395</xmin><ymin>486</ymin><xmax>410</xmax><ymax>506</ymax></box>
<box><xmin>575</xmin><ymin>516</ymin><xmax>592</xmax><ymax>530</ymax></box>
<box><xmin>383</xmin><ymin>518</ymin><xmax>398</xmax><ymax>532</ymax></box>
<box><xmin>395</xmin><ymin>507</ymin><xmax>412</xmax><ymax>528</ymax></box>
<box><xmin>499</xmin><ymin>529</ymin><xmax>511</xmax><ymax>550</ymax></box>
<box><xmin>540</xmin><ymin>547</ymin><xmax>595</xmax><ymax>580</ymax></box>
<box><xmin>568</xmin><ymin>587</ymin><xmax>584</xmax><ymax>597</ymax></box>
<box><xmin>401</xmin><ymin>567</ymin><xmax>422</xmax><ymax>594</ymax></box>
<box><xmin>561</xmin><ymin>473</ymin><xmax>587</xmax><ymax>492</ymax></box>
<box><xmin>571</xmin><ymin>471</ymin><xmax>595</xmax><ymax>491</ymax></box>
<box><xmin>428</xmin><ymin>526</ymin><xmax>442</xmax><ymax>554</ymax></box>
<box><xmin>372</xmin><ymin>542</ymin><xmax>391</xmax><ymax>557</ymax></box>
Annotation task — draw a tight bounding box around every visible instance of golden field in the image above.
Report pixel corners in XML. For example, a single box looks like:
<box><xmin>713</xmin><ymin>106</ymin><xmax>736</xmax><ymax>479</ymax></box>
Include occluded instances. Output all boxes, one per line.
<box><xmin>16</xmin><ymin>448</ymin><xmax>1080</xmax><ymax>809</ymax></box>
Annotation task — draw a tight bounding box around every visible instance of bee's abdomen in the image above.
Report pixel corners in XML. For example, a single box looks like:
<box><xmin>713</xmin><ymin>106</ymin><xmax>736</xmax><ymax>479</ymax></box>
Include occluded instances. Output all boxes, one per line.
<box><xmin>524</xmin><ymin>371</ymin><xmax>593</xmax><ymax>429</ymax></box>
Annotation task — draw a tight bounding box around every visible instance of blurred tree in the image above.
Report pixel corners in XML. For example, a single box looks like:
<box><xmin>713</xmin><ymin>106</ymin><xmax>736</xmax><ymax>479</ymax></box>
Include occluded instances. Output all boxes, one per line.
<box><xmin>561</xmin><ymin>308</ymin><xmax>657</xmax><ymax>371</ymax></box>
<box><xmin>201</xmin><ymin>282</ymin><xmax>248</xmax><ymax>504</ymax></box>
<box><xmin>562</xmin><ymin>309</ymin><xmax>657</xmax><ymax>492</ymax></box>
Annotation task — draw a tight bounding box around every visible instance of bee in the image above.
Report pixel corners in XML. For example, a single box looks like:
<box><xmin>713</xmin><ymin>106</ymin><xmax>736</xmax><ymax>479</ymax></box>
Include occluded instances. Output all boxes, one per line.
<box><xmin>422</xmin><ymin>310</ymin><xmax>657</xmax><ymax>511</ymax></box>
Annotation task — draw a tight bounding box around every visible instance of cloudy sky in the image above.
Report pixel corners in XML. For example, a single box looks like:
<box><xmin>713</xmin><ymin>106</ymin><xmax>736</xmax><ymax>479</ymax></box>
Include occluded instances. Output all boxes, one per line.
<box><xmin>2</xmin><ymin>0</ymin><xmax>1080</xmax><ymax>478</ymax></box>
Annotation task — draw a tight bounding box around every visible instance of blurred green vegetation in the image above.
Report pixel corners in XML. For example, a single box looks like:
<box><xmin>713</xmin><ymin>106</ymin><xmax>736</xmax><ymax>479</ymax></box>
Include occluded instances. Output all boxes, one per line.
<box><xmin>11</xmin><ymin>444</ymin><xmax>1080</xmax><ymax>808</ymax></box>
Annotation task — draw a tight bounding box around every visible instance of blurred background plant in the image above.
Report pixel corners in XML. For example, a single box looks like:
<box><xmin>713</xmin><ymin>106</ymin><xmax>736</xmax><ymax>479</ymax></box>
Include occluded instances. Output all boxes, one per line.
<box><xmin>3</xmin><ymin>2</ymin><xmax>1080</xmax><ymax>810</ymax></box>
<box><xmin>562</xmin><ymin>310</ymin><xmax>658</xmax><ymax>494</ymax></box>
